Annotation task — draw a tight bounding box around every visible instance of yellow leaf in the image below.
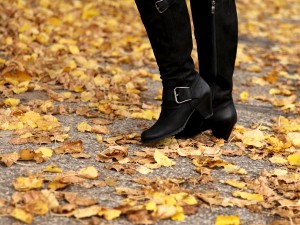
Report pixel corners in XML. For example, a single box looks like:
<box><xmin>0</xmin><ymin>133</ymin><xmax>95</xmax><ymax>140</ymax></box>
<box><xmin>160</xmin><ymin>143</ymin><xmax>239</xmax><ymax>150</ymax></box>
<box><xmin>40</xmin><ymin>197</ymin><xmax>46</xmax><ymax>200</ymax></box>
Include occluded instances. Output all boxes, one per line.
<box><xmin>3</xmin><ymin>71</ymin><xmax>31</xmax><ymax>85</ymax></box>
<box><xmin>269</xmin><ymin>156</ymin><xmax>288</xmax><ymax>165</ymax></box>
<box><xmin>215</xmin><ymin>215</ymin><xmax>241</xmax><ymax>225</ymax></box>
<box><xmin>73</xmin><ymin>205</ymin><xmax>101</xmax><ymax>219</ymax></box>
<box><xmin>68</xmin><ymin>44</ymin><xmax>80</xmax><ymax>54</ymax></box>
<box><xmin>239</xmin><ymin>91</ymin><xmax>249</xmax><ymax>102</ymax></box>
<box><xmin>25</xmin><ymin>199</ymin><xmax>49</xmax><ymax>215</ymax></box>
<box><xmin>78</xmin><ymin>166</ymin><xmax>98</xmax><ymax>179</ymax></box>
<box><xmin>10</xmin><ymin>208</ymin><xmax>33</xmax><ymax>224</ymax></box>
<box><xmin>153</xmin><ymin>205</ymin><xmax>177</xmax><ymax>219</ymax></box>
<box><xmin>35</xmin><ymin>147</ymin><xmax>52</xmax><ymax>160</ymax></box>
<box><xmin>224</xmin><ymin>180</ymin><xmax>247</xmax><ymax>190</ymax></box>
<box><xmin>232</xmin><ymin>191</ymin><xmax>264</xmax><ymax>202</ymax></box>
<box><xmin>171</xmin><ymin>208</ymin><xmax>185</xmax><ymax>221</ymax></box>
<box><xmin>154</xmin><ymin>150</ymin><xmax>176</xmax><ymax>167</ymax></box>
<box><xmin>136</xmin><ymin>165</ymin><xmax>153</xmax><ymax>174</ymax></box>
<box><xmin>77</xmin><ymin>121</ymin><xmax>92</xmax><ymax>132</ymax></box>
<box><xmin>96</xmin><ymin>134</ymin><xmax>103</xmax><ymax>143</ymax></box>
<box><xmin>41</xmin><ymin>190</ymin><xmax>59</xmax><ymax>210</ymax></box>
<box><xmin>145</xmin><ymin>201</ymin><xmax>157</xmax><ymax>211</ymax></box>
<box><xmin>98</xmin><ymin>208</ymin><xmax>122</xmax><ymax>220</ymax></box>
<box><xmin>246</xmin><ymin>65</ymin><xmax>262</xmax><ymax>72</ymax></box>
<box><xmin>80</xmin><ymin>91</ymin><xmax>93</xmax><ymax>102</ymax></box>
<box><xmin>182</xmin><ymin>195</ymin><xmax>198</xmax><ymax>205</ymax></box>
<box><xmin>171</xmin><ymin>212</ymin><xmax>185</xmax><ymax>221</ymax></box>
<box><xmin>224</xmin><ymin>164</ymin><xmax>247</xmax><ymax>175</ymax></box>
<box><xmin>50</xmin><ymin>43</ymin><xmax>66</xmax><ymax>52</ymax></box>
<box><xmin>13</xmin><ymin>176</ymin><xmax>43</xmax><ymax>191</ymax></box>
<box><xmin>4</xmin><ymin>98</ymin><xmax>20</xmax><ymax>106</ymax></box>
<box><xmin>19</xmin><ymin>149</ymin><xmax>35</xmax><ymax>161</ymax></box>
<box><xmin>48</xmin><ymin>181</ymin><xmax>68</xmax><ymax>190</ymax></box>
<box><xmin>44</xmin><ymin>164</ymin><xmax>62</xmax><ymax>173</ymax></box>
<box><xmin>82</xmin><ymin>5</ymin><xmax>100</xmax><ymax>20</ymax></box>
<box><xmin>241</xmin><ymin>130</ymin><xmax>265</xmax><ymax>148</ymax></box>
<box><xmin>163</xmin><ymin>196</ymin><xmax>177</xmax><ymax>206</ymax></box>
<box><xmin>287</xmin><ymin>132</ymin><xmax>300</xmax><ymax>147</ymax></box>
<box><xmin>287</xmin><ymin>153</ymin><xmax>300</xmax><ymax>166</ymax></box>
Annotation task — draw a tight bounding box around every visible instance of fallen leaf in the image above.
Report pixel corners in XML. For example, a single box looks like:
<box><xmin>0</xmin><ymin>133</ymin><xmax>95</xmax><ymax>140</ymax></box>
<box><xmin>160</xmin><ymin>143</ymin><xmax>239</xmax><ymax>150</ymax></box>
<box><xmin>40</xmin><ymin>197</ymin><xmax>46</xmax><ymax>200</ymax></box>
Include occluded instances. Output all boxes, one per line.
<box><xmin>77</xmin><ymin>166</ymin><xmax>98</xmax><ymax>179</ymax></box>
<box><xmin>241</xmin><ymin>130</ymin><xmax>265</xmax><ymax>148</ymax></box>
<box><xmin>215</xmin><ymin>215</ymin><xmax>241</xmax><ymax>225</ymax></box>
<box><xmin>10</xmin><ymin>207</ymin><xmax>33</xmax><ymax>224</ymax></box>
<box><xmin>13</xmin><ymin>176</ymin><xmax>44</xmax><ymax>191</ymax></box>
<box><xmin>98</xmin><ymin>208</ymin><xmax>122</xmax><ymax>220</ymax></box>
<box><xmin>223</xmin><ymin>180</ymin><xmax>247</xmax><ymax>190</ymax></box>
<box><xmin>239</xmin><ymin>91</ymin><xmax>249</xmax><ymax>102</ymax></box>
<box><xmin>77</xmin><ymin>121</ymin><xmax>92</xmax><ymax>132</ymax></box>
<box><xmin>154</xmin><ymin>150</ymin><xmax>176</xmax><ymax>167</ymax></box>
<box><xmin>54</xmin><ymin>140</ymin><xmax>84</xmax><ymax>154</ymax></box>
<box><xmin>0</xmin><ymin>152</ymin><xmax>20</xmax><ymax>167</ymax></box>
<box><xmin>287</xmin><ymin>153</ymin><xmax>300</xmax><ymax>166</ymax></box>
<box><xmin>232</xmin><ymin>191</ymin><xmax>264</xmax><ymax>202</ymax></box>
<box><xmin>136</xmin><ymin>165</ymin><xmax>153</xmax><ymax>174</ymax></box>
<box><xmin>44</xmin><ymin>165</ymin><xmax>63</xmax><ymax>173</ymax></box>
<box><xmin>73</xmin><ymin>205</ymin><xmax>101</xmax><ymax>219</ymax></box>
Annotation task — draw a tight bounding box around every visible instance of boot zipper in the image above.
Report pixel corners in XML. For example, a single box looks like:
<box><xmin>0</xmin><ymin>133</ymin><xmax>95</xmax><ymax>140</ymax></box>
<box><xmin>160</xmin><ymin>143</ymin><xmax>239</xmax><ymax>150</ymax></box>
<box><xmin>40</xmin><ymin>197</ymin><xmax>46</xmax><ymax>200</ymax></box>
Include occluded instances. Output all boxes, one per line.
<box><xmin>211</xmin><ymin>0</ymin><xmax>217</xmax><ymax>99</ymax></box>
<box><xmin>211</xmin><ymin>0</ymin><xmax>217</xmax><ymax>77</ymax></box>
<box><xmin>211</xmin><ymin>0</ymin><xmax>216</xmax><ymax>14</ymax></box>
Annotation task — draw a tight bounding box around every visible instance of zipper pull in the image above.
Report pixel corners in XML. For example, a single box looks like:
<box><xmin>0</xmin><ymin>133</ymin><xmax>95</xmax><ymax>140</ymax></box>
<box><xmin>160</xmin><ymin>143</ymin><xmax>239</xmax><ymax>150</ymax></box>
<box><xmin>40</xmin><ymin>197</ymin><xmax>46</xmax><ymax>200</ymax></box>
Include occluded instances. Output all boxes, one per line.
<box><xmin>211</xmin><ymin>0</ymin><xmax>215</xmax><ymax>14</ymax></box>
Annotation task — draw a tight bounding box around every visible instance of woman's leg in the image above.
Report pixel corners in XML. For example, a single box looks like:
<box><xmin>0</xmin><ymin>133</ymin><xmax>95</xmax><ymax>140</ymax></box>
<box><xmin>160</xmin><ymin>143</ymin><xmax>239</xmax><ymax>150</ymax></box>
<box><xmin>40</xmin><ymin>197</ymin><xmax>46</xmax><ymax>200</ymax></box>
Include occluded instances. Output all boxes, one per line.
<box><xmin>177</xmin><ymin>0</ymin><xmax>238</xmax><ymax>140</ymax></box>
<box><xmin>135</xmin><ymin>0</ymin><xmax>213</xmax><ymax>143</ymax></box>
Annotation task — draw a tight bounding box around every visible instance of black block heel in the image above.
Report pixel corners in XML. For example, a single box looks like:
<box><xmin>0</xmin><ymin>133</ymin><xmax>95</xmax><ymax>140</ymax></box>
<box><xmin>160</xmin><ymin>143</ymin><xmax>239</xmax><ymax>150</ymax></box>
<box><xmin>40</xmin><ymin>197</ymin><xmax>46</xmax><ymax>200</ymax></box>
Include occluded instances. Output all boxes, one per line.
<box><xmin>211</xmin><ymin>122</ymin><xmax>235</xmax><ymax>140</ymax></box>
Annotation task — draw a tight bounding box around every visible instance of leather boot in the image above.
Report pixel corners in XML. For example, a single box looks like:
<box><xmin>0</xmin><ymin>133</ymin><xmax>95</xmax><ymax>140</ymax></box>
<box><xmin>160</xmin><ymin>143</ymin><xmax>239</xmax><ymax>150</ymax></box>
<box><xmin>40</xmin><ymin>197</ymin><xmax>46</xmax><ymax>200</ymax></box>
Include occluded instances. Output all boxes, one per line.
<box><xmin>135</xmin><ymin>0</ymin><xmax>213</xmax><ymax>144</ymax></box>
<box><xmin>176</xmin><ymin>0</ymin><xmax>238</xmax><ymax>140</ymax></box>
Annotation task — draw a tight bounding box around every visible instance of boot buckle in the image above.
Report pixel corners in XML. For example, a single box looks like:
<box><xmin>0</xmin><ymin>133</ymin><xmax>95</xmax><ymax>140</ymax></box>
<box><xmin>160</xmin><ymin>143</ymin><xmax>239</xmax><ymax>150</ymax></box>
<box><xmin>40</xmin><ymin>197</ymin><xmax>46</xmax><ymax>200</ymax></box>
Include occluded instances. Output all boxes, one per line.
<box><xmin>155</xmin><ymin>0</ymin><xmax>176</xmax><ymax>13</ymax></box>
<box><xmin>155</xmin><ymin>0</ymin><xmax>167</xmax><ymax>13</ymax></box>
<box><xmin>174</xmin><ymin>87</ymin><xmax>192</xmax><ymax>104</ymax></box>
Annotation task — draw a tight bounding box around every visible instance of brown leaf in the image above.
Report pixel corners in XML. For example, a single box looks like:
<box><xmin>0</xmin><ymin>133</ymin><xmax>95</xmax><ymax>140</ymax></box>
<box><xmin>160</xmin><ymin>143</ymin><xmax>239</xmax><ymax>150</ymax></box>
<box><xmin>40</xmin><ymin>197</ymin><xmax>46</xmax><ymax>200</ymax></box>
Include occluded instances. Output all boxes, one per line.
<box><xmin>91</xmin><ymin>125</ymin><xmax>109</xmax><ymax>134</ymax></box>
<box><xmin>0</xmin><ymin>152</ymin><xmax>20</xmax><ymax>167</ymax></box>
<box><xmin>64</xmin><ymin>192</ymin><xmax>97</xmax><ymax>207</ymax></box>
<box><xmin>55</xmin><ymin>140</ymin><xmax>84</xmax><ymax>154</ymax></box>
<box><xmin>96</xmin><ymin>146</ymin><xmax>128</xmax><ymax>162</ymax></box>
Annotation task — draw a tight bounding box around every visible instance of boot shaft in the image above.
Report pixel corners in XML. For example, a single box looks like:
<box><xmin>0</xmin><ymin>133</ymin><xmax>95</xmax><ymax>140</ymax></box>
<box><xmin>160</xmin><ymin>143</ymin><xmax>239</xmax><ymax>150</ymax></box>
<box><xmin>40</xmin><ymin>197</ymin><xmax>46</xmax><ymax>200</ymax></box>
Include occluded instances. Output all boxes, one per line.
<box><xmin>135</xmin><ymin>0</ymin><xmax>198</xmax><ymax>88</ymax></box>
<box><xmin>190</xmin><ymin>0</ymin><xmax>238</xmax><ymax>101</ymax></box>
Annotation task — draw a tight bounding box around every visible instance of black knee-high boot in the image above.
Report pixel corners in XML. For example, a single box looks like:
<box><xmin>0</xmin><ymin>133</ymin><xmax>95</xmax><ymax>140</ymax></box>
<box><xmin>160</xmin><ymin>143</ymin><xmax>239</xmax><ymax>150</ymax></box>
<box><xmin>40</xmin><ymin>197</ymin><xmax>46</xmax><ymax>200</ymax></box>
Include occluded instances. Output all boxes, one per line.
<box><xmin>177</xmin><ymin>0</ymin><xmax>238</xmax><ymax>140</ymax></box>
<box><xmin>135</xmin><ymin>0</ymin><xmax>213</xmax><ymax>143</ymax></box>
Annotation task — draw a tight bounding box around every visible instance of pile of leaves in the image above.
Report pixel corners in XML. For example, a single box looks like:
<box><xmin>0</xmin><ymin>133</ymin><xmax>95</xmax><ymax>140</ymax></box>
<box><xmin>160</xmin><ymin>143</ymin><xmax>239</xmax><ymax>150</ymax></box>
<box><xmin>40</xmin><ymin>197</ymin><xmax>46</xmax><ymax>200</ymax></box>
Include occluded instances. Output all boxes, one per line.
<box><xmin>0</xmin><ymin>0</ymin><xmax>299</xmax><ymax>224</ymax></box>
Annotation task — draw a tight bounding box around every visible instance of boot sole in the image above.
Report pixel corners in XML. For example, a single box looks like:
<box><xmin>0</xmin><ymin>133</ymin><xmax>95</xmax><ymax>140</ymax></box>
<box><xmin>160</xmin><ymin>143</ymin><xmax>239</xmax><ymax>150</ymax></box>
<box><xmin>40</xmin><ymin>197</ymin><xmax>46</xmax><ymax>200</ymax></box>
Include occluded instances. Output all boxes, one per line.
<box><xmin>142</xmin><ymin>110</ymin><xmax>213</xmax><ymax>145</ymax></box>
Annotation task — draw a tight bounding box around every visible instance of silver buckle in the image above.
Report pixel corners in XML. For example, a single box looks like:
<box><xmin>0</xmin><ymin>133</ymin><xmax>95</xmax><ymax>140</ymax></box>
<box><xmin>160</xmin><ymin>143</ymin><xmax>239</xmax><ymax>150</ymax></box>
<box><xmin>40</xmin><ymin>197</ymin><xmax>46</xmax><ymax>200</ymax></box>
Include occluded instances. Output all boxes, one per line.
<box><xmin>174</xmin><ymin>87</ymin><xmax>192</xmax><ymax>104</ymax></box>
<box><xmin>155</xmin><ymin>0</ymin><xmax>167</xmax><ymax>13</ymax></box>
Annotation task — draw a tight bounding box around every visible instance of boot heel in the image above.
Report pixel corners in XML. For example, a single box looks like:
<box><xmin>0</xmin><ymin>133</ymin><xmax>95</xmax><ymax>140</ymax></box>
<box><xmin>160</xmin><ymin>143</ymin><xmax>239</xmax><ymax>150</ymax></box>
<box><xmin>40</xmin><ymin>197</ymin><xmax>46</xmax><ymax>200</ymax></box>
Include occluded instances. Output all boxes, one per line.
<box><xmin>195</xmin><ymin>94</ymin><xmax>213</xmax><ymax>119</ymax></box>
<box><xmin>211</xmin><ymin>102</ymin><xmax>237</xmax><ymax>140</ymax></box>
<box><xmin>211</xmin><ymin>122</ymin><xmax>235</xmax><ymax>140</ymax></box>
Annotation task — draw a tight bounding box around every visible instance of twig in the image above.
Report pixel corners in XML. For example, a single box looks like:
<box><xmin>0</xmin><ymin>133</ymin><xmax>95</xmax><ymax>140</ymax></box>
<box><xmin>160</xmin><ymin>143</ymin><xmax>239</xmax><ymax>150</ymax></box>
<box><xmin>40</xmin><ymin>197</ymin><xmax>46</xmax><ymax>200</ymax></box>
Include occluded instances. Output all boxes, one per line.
<box><xmin>14</xmin><ymin>162</ymin><xmax>36</xmax><ymax>166</ymax></box>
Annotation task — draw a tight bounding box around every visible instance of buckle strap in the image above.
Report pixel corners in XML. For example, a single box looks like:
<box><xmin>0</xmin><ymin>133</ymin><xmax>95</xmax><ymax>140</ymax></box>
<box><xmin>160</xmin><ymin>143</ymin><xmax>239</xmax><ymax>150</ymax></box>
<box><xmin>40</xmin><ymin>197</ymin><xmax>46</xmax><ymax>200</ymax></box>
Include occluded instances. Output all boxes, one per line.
<box><xmin>155</xmin><ymin>0</ymin><xmax>177</xmax><ymax>13</ymax></box>
<box><xmin>163</xmin><ymin>87</ymin><xmax>194</xmax><ymax>104</ymax></box>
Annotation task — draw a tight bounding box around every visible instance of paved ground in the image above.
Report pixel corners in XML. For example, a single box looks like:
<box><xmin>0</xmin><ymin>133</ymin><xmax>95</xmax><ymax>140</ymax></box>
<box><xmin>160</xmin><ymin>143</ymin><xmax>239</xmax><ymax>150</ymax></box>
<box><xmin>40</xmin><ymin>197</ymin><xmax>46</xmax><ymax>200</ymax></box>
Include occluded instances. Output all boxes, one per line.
<box><xmin>0</xmin><ymin>1</ymin><xmax>299</xmax><ymax>225</ymax></box>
